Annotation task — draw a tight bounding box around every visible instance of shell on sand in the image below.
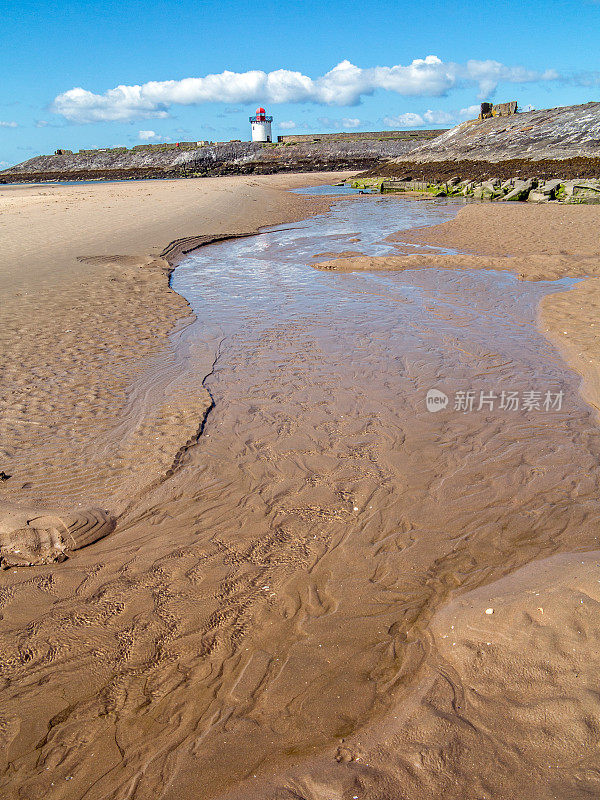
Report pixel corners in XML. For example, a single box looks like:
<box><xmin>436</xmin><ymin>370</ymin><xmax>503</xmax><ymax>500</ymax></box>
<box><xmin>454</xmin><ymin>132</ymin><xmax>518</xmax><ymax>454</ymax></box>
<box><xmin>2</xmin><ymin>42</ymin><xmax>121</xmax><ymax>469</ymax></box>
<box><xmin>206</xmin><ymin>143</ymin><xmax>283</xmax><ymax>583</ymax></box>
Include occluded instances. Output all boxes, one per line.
<box><xmin>0</xmin><ymin>506</ymin><xmax>115</xmax><ymax>567</ymax></box>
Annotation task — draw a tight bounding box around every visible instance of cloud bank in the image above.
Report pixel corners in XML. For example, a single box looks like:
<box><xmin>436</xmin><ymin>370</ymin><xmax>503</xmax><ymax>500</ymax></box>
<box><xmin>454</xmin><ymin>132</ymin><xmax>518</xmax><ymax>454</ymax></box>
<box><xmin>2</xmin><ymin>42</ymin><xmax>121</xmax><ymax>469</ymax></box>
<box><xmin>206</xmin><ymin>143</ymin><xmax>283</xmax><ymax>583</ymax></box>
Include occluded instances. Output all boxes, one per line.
<box><xmin>384</xmin><ymin>104</ymin><xmax>481</xmax><ymax>128</ymax></box>
<box><xmin>138</xmin><ymin>129</ymin><xmax>166</xmax><ymax>141</ymax></box>
<box><xmin>51</xmin><ymin>56</ymin><xmax>559</xmax><ymax>123</ymax></box>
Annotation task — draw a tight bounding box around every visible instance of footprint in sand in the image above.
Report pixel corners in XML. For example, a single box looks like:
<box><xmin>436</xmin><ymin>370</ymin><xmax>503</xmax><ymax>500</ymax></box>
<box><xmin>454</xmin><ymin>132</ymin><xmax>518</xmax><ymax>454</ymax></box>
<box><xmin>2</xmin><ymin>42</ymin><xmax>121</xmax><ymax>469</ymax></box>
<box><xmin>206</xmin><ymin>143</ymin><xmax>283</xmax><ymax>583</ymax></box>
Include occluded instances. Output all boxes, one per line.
<box><xmin>0</xmin><ymin>505</ymin><xmax>115</xmax><ymax>567</ymax></box>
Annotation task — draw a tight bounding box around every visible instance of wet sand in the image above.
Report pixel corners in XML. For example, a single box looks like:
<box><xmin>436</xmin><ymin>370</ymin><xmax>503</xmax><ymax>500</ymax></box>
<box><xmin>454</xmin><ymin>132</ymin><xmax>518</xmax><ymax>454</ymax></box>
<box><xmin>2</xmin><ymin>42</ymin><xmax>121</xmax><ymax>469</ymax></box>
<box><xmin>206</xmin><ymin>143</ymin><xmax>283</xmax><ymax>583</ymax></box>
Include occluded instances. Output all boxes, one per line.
<box><xmin>316</xmin><ymin>202</ymin><xmax>600</xmax><ymax>413</ymax></box>
<box><xmin>2</xmin><ymin>192</ymin><xmax>600</xmax><ymax>800</ymax></box>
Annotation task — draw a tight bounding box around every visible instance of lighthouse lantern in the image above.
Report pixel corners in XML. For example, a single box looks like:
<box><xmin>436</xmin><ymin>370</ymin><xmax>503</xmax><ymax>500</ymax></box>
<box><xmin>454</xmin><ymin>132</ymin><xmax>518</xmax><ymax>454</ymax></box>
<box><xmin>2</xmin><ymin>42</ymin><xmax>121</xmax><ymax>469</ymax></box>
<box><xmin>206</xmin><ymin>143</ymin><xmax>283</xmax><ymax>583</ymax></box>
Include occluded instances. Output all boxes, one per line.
<box><xmin>250</xmin><ymin>106</ymin><xmax>273</xmax><ymax>142</ymax></box>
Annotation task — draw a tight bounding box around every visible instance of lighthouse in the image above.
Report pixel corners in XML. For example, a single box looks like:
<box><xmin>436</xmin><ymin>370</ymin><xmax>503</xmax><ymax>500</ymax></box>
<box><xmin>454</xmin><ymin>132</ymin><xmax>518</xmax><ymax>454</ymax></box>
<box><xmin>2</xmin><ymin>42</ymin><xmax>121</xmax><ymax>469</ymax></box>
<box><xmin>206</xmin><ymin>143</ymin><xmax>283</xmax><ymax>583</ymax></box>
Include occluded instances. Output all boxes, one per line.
<box><xmin>250</xmin><ymin>107</ymin><xmax>273</xmax><ymax>142</ymax></box>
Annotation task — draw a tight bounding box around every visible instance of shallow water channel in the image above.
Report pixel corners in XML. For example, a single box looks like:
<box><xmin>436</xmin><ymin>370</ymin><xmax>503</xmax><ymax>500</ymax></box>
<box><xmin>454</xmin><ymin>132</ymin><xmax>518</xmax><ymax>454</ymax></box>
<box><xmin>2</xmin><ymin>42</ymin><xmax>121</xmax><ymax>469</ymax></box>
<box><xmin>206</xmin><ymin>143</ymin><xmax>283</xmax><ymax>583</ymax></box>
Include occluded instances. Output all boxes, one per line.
<box><xmin>139</xmin><ymin>191</ymin><xmax>600</xmax><ymax>795</ymax></box>
<box><xmin>172</xmin><ymin>191</ymin><xmax>578</xmax><ymax>424</ymax></box>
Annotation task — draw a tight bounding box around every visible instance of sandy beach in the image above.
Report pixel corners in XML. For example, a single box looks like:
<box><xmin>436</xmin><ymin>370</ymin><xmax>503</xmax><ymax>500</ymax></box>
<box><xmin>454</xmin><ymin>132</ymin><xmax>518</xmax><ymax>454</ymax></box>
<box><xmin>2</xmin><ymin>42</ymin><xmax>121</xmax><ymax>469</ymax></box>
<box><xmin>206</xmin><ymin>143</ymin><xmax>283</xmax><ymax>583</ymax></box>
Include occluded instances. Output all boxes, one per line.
<box><xmin>0</xmin><ymin>174</ymin><xmax>344</xmax><ymax>525</ymax></box>
<box><xmin>2</xmin><ymin>183</ymin><xmax>600</xmax><ymax>800</ymax></box>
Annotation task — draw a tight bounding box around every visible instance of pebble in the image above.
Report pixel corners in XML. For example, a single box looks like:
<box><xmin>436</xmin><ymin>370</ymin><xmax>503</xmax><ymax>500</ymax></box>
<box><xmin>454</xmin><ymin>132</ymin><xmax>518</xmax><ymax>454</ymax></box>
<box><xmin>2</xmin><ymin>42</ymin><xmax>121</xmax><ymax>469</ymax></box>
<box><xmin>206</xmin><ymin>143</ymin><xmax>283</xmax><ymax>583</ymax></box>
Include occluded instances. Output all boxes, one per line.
<box><xmin>485</xmin><ymin>607</ymin><xmax>494</xmax><ymax>615</ymax></box>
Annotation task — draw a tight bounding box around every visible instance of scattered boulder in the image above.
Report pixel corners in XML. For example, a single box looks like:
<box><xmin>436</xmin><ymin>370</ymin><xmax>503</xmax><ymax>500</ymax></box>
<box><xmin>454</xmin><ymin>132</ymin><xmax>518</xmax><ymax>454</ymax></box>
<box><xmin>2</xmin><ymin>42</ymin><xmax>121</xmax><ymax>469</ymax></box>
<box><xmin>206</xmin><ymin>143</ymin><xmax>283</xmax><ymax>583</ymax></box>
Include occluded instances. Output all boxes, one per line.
<box><xmin>541</xmin><ymin>178</ymin><xmax>562</xmax><ymax>195</ymax></box>
<box><xmin>472</xmin><ymin>185</ymin><xmax>496</xmax><ymax>200</ymax></box>
<box><xmin>527</xmin><ymin>189</ymin><xmax>551</xmax><ymax>203</ymax></box>
<box><xmin>503</xmin><ymin>179</ymin><xmax>535</xmax><ymax>201</ymax></box>
<box><xmin>527</xmin><ymin>179</ymin><xmax>563</xmax><ymax>202</ymax></box>
<box><xmin>351</xmin><ymin>174</ymin><xmax>600</xmax><ymax>203</ymax></box>
<box><xmin>562</xmin><ymin>181</ymin><xmax>600</xmax><ymax>203</ymax></box>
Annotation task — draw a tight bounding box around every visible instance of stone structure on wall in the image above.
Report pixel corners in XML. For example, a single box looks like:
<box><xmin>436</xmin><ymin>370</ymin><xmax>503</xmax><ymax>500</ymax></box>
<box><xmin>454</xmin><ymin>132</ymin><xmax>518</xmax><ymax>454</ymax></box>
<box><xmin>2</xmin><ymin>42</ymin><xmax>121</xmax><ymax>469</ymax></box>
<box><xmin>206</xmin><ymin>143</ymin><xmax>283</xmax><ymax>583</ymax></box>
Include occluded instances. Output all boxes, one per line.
<box><xmin>480</xmin><ymin>101</ymin><xmax>518</xmax><ymax>120</ymax></box>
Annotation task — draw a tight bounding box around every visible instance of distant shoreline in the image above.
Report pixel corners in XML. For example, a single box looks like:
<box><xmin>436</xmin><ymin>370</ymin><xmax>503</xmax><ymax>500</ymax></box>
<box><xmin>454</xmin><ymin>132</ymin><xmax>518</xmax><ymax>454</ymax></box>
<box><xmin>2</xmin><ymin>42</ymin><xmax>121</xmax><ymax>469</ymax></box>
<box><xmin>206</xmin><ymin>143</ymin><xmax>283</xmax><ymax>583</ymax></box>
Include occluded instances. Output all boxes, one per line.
<box><xmin>4</xmin><ymin>155</ymin><xmax>600</xmax><ymax>186</ymax></box>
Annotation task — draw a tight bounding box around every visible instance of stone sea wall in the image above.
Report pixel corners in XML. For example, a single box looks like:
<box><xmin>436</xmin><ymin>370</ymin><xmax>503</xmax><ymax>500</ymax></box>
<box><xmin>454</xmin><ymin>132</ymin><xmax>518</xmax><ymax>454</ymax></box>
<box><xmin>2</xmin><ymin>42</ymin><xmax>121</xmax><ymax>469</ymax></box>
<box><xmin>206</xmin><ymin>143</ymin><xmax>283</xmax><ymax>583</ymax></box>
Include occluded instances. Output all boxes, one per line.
<box><xmin>0</xmin><ymin>134</ymin><xmax>443</xmax><ymax>183</ymax></box>
<box><xmin>395</xmin><ymin>101</ymin><xmax>600</xmax><ymax>163</ymax></box>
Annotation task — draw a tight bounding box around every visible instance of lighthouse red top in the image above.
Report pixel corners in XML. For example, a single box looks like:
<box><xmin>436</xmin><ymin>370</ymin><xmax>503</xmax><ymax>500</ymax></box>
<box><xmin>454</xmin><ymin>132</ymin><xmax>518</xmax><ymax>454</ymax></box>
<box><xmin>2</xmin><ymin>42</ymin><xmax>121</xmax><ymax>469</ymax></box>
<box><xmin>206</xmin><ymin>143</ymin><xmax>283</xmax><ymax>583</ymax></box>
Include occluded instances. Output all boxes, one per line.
<box><xmin>249</xmin><ymin>107</ymin><xmax>273</xmax><ymax>125</ymax></box>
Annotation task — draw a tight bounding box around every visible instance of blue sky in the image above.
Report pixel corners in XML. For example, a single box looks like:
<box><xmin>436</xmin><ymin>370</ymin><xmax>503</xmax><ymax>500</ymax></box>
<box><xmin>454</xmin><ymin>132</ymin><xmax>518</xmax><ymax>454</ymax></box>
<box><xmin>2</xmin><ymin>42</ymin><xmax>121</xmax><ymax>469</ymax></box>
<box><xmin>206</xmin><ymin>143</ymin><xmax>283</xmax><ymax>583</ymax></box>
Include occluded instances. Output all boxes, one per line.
<box><xmin>1</xmin><ymin>0</ymin><xmax>600</xmax><ymax>167</ymax></box>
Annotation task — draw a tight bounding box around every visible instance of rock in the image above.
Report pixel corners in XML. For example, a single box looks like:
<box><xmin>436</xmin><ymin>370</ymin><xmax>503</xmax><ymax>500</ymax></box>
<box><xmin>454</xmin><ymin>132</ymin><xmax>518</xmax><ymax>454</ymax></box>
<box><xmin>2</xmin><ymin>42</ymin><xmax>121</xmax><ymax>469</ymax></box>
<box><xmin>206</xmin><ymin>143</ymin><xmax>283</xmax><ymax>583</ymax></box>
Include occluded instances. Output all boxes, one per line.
<box><xmin>561</xmin><ymin>181</ymin><xmax>600</xmax><ymax>203</ymax></box>
<box><xmin>472</xmin><ymin>185</ymin><xmax>496</xmax><ymax>200</ymax></box>
<box><xmin>527</xmin><ymin>190</ymin><xmax>551</xmax><ymax>203</ymax></box>
<box><xmin>564</xmin><ymin>188</ymin><xmax>600</xmax><ymax>204</ymax></box>
<box><xmin>388</xmin><ymin>101</ymin><xmax>600</xmax><ymax>163</ymax></box>
<box><xmin>504</xmin><ymin>187</ymin><xmax>528</xmax><ymax>201</ymax></box>
<box><xmin>563</xmin><ymin>180</ymin><xmax>600</xmax><ymax>196</ymax></box>
<box><xmin>502</xmin><ymin>179</ymin><xmax>533</xmax><ymax>201</ymax></box>
<box><xmin>539</xmin><ymin>178</ymin><xmax>562</xmax><ymax>196</ymax></box>
<box><xmin>447</xmin><ymin>176</ymin><xmax>461</xmax><ymax>186</ymax></box>
<box><xmin>472</xmin><ymin>181</ymin><xmax>504</xmax><ymax>200</ymax></box>
<box><xmin>501</xmin><ymin>179</ymin><xmax>513</xmax><ymax>190</ymax></box>
<box><xmin>335</xmin><ymin>747</ymin><xmax>354</xmax><ymax>763</ymax></box>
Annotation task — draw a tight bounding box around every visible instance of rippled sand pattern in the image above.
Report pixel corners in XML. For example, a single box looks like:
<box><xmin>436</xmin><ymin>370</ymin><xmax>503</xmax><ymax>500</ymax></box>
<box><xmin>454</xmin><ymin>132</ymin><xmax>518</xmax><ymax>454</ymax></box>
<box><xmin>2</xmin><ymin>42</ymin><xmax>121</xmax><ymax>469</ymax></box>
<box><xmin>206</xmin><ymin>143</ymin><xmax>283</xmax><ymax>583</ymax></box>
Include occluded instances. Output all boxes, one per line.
<box><xmin>0</xmin><ymin>254</ymin><xmax>212</xmax><ymax>513</ymax></box>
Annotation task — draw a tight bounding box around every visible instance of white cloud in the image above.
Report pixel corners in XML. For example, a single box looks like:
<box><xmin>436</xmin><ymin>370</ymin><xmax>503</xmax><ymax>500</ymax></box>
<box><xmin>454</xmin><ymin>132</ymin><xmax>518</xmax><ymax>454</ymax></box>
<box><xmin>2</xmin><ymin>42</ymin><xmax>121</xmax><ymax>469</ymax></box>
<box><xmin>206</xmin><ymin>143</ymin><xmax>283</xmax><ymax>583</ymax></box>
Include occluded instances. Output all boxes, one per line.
<box><xmin>138</xmin><ymin>130</ymin><xmax>168</xmax><ymax>141</ymax></box>
<box><xmin>317</xmin><ymin>116</ymin><xmax>365</xmax><ymax>130</ymax></box>
<box><xmin>51</xmin><ymin>56</ymin><xmax>561</xmax><ymax>123</ymax></box>
<box><xmin>423</xmin><ymin>108</ymin><xmax>455</xmax><ymax>124</ymax></box>
<box><xmin>385</xmin><ymin>109</ymin><xmax>457</xmax><ymax>127</ymax></box>
<box><xmin>459</xmin><ymin>104</ymin><xmax>481</xmax><ymax>118</ymax></box>
<box><xmin>384</xmin><ymin>112</ymin><xmax>425</xmax><ymax>128</ymax></box>
<box><xmin>384</xmin><ymin>105</ymin><xmax>479</xmax><ymax>128</ymax></box>
<box><xmin>0</xmin><ymin>121</ymin><xmax>17</xmax><ymax>128</ymax></box>
<box><xmin>35</xmin><ymin>119</ymin><xmax>65</xmax><ymax>129</ymax></box>
<box><xmin>278</xmin><ymin>120</ymin><xmax>297</xmax><ymax>130</ymax></box>
<box><xmin>0</xmin><ymin>160</ymin><xmax>11</xmax><ymax>168</ymax></box>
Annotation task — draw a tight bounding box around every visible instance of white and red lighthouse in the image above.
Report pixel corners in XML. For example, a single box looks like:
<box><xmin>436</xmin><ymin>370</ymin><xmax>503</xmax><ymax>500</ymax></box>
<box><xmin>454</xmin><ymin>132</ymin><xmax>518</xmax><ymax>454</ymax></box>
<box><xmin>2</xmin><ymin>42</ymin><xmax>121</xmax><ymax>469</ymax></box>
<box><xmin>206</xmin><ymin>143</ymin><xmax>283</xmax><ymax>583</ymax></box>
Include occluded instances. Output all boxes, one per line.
<box><xmin>250</xmin><ymin>107</ymin><xmax>273</xmax><ymax>142</ymax></box>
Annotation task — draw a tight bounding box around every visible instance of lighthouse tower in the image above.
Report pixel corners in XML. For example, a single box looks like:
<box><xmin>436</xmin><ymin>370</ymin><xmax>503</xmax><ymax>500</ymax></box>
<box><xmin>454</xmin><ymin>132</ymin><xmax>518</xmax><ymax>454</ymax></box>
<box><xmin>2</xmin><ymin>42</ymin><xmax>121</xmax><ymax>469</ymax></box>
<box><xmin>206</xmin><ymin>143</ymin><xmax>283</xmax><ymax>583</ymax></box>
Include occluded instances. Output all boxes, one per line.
<box><xmin>250</xmin><ymin>107</ymin><xmax>273</xmax><ymax>142</ymax></box>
